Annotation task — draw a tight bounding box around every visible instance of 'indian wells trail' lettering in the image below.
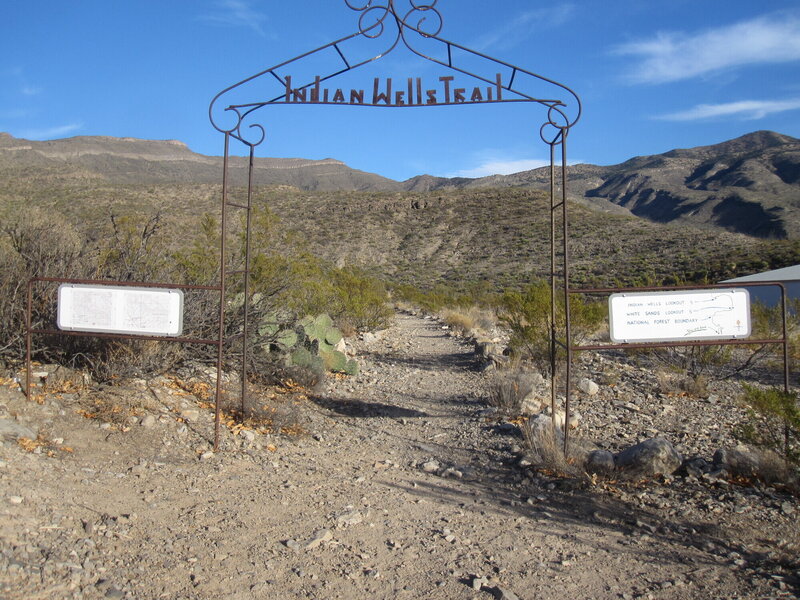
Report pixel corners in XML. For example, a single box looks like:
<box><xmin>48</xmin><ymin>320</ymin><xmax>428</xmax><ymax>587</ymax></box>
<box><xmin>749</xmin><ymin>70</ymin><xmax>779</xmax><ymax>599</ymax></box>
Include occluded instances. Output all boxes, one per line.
<box><xmin>284</xmin><ymin>74</ymin><xmax>504</xmax><ymax>107</ymax></box>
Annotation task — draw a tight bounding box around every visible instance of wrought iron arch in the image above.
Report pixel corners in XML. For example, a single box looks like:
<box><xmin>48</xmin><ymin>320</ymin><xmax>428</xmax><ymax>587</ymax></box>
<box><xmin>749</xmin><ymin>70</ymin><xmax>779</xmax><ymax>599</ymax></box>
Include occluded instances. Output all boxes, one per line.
<box><xmin>208</xmin><ymin>0</ymin><xmax>581</xmax><ymax>450</ymax></box>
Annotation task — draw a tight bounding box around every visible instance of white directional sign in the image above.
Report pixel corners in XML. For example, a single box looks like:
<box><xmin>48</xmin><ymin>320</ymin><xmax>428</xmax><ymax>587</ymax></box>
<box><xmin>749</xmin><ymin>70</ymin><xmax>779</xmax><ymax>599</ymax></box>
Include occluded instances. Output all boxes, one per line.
<box><xmin>609</xmin><ymin>289</ymin><xmax>750</xmax><ymax>343</ymax></box>
<box><xmin>57</xmin><ymin>284</ymin><xmax>184</xmax><ymax>337</ymax></box>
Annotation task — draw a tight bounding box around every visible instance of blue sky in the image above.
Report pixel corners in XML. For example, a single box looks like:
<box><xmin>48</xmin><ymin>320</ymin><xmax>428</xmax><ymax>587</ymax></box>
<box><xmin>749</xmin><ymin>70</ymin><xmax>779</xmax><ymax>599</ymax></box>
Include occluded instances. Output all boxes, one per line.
<box><xmin>2</xmin><ymin>1</ymin><xmax>800</xmax><ymax>181</ymax></box>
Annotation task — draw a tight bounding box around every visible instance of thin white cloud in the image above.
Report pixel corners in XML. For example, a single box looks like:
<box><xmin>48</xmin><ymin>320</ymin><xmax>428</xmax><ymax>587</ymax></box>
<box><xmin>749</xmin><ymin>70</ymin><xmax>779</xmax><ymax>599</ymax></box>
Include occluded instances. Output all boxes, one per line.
<box><xmin>200</xmin><ymin>0</ymin><xmax>268</xmax><ymax>37</ymax></box>
<box><xmin>0</xmin><ymin>108</ymin><xmax>33</xmax><ymax>119</ymax></box>
<box><xmin>450</xmin><ymin>158</ymin><xmax>551</xmax><ymax>179</ymax></box>
<box><xmin>657</xmin><ymin>98</ymin><xmax>800</xmax><ymax>121</ymax></box>
<box><xmin>615</xmin><ymin>12</ymin><xmax>800</xmax><ymax>84</ymax></box>
<box><xmin>21</xmin><ymin>85</ymin><xmax>42</xmax><ymax>96</ymax></box>
<box><xmin>475</xmin><ymin>4</ymin><xmax>575</xmax><ymax>51</ymax></box>
<box><xmin>18</xmin><ymin>123</ymin><xmax>83</xmax><ymax>140</ymax></box>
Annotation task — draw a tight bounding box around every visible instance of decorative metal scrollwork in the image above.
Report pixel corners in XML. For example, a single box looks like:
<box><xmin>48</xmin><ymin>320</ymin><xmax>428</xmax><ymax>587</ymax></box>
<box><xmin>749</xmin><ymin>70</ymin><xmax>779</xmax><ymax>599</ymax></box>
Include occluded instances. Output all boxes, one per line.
<box><xmin>209</xmin><ymin>0</ymin><xmax>582</xmax><ymax>148</ymax></box>
<box><xmin>346</xmin><ymin>0</ymin><xmax>443</xmax><ymax>39</ymax></box>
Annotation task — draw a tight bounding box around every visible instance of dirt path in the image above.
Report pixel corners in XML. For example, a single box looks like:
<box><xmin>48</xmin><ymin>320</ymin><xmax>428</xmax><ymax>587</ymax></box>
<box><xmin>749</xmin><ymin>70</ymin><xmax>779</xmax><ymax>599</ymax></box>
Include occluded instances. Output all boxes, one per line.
<box><xmin>0</xmin><ymin>313</ymin><xmax>795</xmax><ymax>599</ymax></box>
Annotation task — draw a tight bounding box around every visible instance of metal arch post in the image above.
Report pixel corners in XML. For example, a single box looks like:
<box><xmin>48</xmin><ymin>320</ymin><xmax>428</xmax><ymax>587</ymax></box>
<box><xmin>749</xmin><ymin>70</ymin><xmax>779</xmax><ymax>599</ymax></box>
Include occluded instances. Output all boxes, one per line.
<box><xmin>241</xmin><ymin>144</ymin><xmax>257</xmax><ymax>416</ymax></box>
<box><xmin>208</xmin><ymin>0</ymin><xmax>583</xmax><ymax>451</ymax></box>
<box><xmin>560</xmin><ymin>129</ymin><xmax>572</xmax><ymax>456</ymax></box>
<box><xmin>549</xmin><ymin>141</ymin><xmax>557</xmax><ymax>422</ymax></box>
<box><xmin>25</xmin><ymin>279</ymin><xmax>33</xmax><ymax>400</ymax></box>
<box><xmin>781</xmin><ymin>283</ymin><xmax>791</xmax><ymax>395</ymax></box>
<box><xmin>214</xmin><ymin>132</ymin><xmax>231</xmax><ymax>452</ymax></box>
<box><xmin>780</xmin><ymin>282</ymin><xmax>791</xmax><ymax>456</ymax></box>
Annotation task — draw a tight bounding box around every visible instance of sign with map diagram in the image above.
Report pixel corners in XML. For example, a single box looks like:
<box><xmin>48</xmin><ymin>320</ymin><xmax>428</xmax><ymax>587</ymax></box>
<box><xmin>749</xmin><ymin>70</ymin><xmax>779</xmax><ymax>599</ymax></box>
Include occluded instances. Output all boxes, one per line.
<box><xmin>57</xmin><ymin>284</ymin><xmax>184</xmax><ymax>337</ymax></box>
<box><xmin>609</xmin><ymin>288</ymin><xmax>751</xmax><ymax>343</ymax></box>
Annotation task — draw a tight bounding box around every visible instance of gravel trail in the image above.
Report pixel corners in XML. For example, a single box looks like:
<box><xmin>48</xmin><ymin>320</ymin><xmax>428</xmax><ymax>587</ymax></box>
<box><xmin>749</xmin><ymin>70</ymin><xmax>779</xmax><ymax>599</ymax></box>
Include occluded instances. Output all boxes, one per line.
<box><xmin>0</xmin><ymin>312</ymin><xmax>797</xmax><ymax>599</ymax></box>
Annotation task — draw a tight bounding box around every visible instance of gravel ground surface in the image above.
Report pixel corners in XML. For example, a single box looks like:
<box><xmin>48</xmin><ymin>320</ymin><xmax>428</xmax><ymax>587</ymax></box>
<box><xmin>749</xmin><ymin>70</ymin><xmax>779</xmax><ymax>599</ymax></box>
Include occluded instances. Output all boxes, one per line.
<box><xmin>1</xmin><ymin>312</ymin><xmax>798</xmax><ymax>599</ymax></box>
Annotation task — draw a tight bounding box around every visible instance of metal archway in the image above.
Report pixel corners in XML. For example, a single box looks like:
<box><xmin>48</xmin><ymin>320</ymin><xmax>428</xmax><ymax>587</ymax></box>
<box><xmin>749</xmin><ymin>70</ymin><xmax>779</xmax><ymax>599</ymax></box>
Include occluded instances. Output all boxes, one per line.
<box><xmin>208</xmin><ymin>0</ymin><xmax>581</xmax><ymax>450</ymax></box>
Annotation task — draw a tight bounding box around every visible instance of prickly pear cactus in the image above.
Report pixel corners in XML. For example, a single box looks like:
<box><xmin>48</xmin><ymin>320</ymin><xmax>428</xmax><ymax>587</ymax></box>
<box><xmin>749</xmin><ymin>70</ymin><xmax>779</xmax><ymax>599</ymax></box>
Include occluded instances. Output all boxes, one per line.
<box><xmin>290</xmin><ymin>346</ymin><xmax>324</xmax><ymax>374</ymax></box>
<box><xmin>296</xmin><ymin>314</ymin><xmax>359</xmax><ymax>376</ymax></box>
<box><xmin>344</xmin><ymin>358</ymin><xmax>359</xmax><ymax>376</ymax></box>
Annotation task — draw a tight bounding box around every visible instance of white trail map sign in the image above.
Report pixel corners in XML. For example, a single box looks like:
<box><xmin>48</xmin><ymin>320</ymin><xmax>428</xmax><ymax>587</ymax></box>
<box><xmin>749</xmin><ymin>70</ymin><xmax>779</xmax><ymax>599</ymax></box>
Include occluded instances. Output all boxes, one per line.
<box><xmin>57</xmin><ymin>284</ymin><xmax>184</xmax><ymax>337</ymax></box>
<box><xmin>609</xmin><ymin>289</ymin><xmax>751</xmax><ymax>343</ymax></box>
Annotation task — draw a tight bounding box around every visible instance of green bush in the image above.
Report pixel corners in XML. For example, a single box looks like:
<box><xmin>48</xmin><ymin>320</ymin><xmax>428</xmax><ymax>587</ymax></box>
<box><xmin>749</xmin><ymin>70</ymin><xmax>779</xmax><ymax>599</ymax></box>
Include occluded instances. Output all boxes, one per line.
<box><xmin>496</xmin><ymin>280</ymin><xmax>605</xmax><ymax>369</ymax></box>
<box><xmin>737</xmin><ymin>384</ymin><xmax>800</xmax><ymax>470</ymax></box>
<box><xmin>330</xmin><ymin>267</ymin><xmax>393</xmax><ymax>332</ymax></box>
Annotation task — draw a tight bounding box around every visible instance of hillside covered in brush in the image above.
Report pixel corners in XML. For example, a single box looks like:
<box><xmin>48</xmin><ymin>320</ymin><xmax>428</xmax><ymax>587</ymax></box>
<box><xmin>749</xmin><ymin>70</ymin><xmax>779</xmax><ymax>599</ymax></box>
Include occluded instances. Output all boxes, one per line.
<box><xmin>2</xmin><ymin>131</ymin><xmax>799</xmax><ymax>291</ymax></box>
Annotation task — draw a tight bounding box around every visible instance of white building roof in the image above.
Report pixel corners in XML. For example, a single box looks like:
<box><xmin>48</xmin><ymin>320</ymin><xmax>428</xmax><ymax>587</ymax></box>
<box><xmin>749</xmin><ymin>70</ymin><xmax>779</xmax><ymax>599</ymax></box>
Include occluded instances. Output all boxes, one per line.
<box><xmin>723</xmin><ymin>264</ymin><xmax>800</xmax><ymax>283</ymax></box>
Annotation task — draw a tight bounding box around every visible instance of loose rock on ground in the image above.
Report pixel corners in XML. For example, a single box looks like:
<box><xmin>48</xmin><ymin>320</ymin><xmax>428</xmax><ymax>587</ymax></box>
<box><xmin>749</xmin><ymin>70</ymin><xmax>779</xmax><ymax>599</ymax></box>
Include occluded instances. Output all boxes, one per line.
<box><xmin>0</xmin><ymin>312</ymin><xmax>798</xmax><ymax>599</ymax></box>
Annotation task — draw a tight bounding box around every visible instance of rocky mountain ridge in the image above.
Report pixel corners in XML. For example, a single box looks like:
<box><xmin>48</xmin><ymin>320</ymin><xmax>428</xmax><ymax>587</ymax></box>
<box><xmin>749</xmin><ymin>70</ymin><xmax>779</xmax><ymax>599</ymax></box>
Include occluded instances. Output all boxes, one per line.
<box><xmin>406</xmin><ymin>131</ymin><xmax>800</xmax><ymax>238</ymax></box>
<box><xmin>1</xmin><ymin>129</ymin><xmax>798</xmax><ymax>238</ymax></box>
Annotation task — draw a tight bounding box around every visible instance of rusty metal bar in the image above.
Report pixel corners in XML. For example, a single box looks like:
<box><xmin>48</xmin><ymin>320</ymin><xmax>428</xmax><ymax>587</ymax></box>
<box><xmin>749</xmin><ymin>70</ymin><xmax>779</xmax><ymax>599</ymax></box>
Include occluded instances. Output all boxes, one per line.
<box><xmin>269</xmin><ymin>70</ymin><xmax>285</xmax><ymax>86</ymax></box>
<box><xmin>561</xmin><ymin>131</ymin><xmax>572</xmax><ymax>456</ymax></box>
<box><xmin>215</xmin><ymin>132</ymin><xmax>231</xmax><ymax>451</ymax></box>
<box><xmin>334</xmin><ymin>43</ymin><xmax>350</xmax><ymax>69</ymax></box>
<box><xmin>28</xmin><ymin>276</ymin><xmax>221</xmax><ymax>292</ymax></box>
<box><xmin>574</xmin><ymin>337</ymin><xmax>787</xmax><ymax>352</ymax></box>
<box><xmin>29</xmin><ymin>328</ymin><xmax>219</xmax><ymax>346</ymax></box>
<box><xmin>781</xmin><ymin>284</ymin><xmax>791</xmax><ymax>394</ymax></box>
<box><xmin>240</xmin><ymin>144</ymin><xmax>257</xmax><ymax>415</ymax></box>
<box><xmin>25</xmin><ymin>279</ymin><xmax>33</xmax><ymax>399</ymax></box>
<box><xmin>549</xmin><ymin>141</ymin><xmax>557</xmax><ymax>424</ymax></box>
<box><xmin>780</xmin><ymin>285</ymin><xmax>791</xmax><ymax>454</ymax></box>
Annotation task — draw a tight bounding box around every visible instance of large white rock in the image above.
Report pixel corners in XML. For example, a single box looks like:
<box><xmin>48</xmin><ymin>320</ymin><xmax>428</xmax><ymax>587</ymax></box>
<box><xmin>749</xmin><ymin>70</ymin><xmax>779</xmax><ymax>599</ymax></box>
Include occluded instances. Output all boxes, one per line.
<box><xmin>577</xmin><ymin>378</ymin><xmax>600</xmax><ymax>396</ymax></box>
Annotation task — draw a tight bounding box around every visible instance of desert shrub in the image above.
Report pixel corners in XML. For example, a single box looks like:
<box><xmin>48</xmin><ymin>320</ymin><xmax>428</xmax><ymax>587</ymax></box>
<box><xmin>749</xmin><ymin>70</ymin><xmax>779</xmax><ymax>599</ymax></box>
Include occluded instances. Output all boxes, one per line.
<box><xmin>749</xmin><ymin>298</ymin><xmax>800</xmax><ymax>364</ymax></box>
<box><xmin>329</xmin><ymin>267</ymin><xmax>393</xmax><ymax>331</ymax></box>
<box><xmin>736</xmin><ymin>384</ymin><xmax>800</xmax><ymax>471</ymax></box>
<box><xmin>497</xmin><ymin>280</ymin><xmax>605</xmax><ymax>370</ymax></box>
<box><xmin>3</xmin><ymin>202</ymin><xmax>388</xmax><ymax>385</ymax></box>
<box><xmin>645</xmin><ymin>296</ymin><xmax>800</xmax><ymax>383</ymax></box>
<box><xmin>174</xmin><ymin>213</ymin><xmax>220</xmax><ymax>286</ymax></box>
<box><xmin>392</xmin><ymin>284</ymin><xmax>459</xmax><ymax>313</ymax></box>
<box><xmin>240</xmin><ymin>207</ymin><xmax>391</xmax><ymax>332</ymax></box>
<box><xmin>0</xmin><ymin>210</ymin><xmax>89</xmax><ymax>364</ymax></box>
<box><xmin>95</xmin><ymin>212</ymin><xmax>172</xmax><ymax>282</ymax></box>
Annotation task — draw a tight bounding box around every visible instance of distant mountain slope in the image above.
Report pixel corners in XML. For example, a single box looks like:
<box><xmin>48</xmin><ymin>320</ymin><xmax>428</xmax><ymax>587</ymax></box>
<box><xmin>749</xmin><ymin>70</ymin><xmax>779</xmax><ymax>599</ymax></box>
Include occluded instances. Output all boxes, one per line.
<box><xmin>0</xmin><ymin>132</ymin><xmax>401</xmax><ymax>191</ymax></box>
<box><xmin>405</xmin><ymin>131</ymin><xmax>800</xmax><ymax>239</ymax></box>
<box><xmin>2</xmin><ymin>130</ymin><xmax>798</xmax><ymax>238</ymax></box>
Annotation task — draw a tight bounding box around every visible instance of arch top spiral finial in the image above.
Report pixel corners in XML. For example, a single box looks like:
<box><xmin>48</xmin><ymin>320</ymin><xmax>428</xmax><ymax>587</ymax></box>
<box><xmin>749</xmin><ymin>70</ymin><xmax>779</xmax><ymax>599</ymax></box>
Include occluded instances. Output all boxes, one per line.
<box><xmin>345</xmin><ymin>0</ymin><xmax>443</xmax><ymax>39</ymax></box>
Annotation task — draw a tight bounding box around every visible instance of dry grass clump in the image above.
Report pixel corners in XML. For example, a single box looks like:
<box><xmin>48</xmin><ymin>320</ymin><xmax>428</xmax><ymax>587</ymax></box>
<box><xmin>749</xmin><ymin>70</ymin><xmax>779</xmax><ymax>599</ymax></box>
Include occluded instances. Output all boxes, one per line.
<box><xmin>441</xmin><ymin>306</ymin><xmax>496</xmax><ymax>337</ymax></box>
<box><xmin>656</xmin><ymin>370</ymin><xmax>709</xmax><ymax>397</ymax></box>
<box><xmin>76</xmin><ymin>390</ymin><xmax>145</xmax><ymax>428</ymax></box>
<box><xmin>488</xmin><ymin>368</ymin><xmax>541</xmax><ymax>415</ymax></box>
<box><xmin>523</xmin><ymin>415</ymin><xmax>596</xmax><ymax>478</ymax></box>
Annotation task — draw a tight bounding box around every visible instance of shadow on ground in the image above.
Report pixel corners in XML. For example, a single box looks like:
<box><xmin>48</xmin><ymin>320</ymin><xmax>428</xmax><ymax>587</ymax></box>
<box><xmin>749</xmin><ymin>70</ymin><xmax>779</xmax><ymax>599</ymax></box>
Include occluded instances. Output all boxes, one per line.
<box><xmin>309</xmin><ymin>395</ymin><xmax>432</xmax><ymax>419</ymax></box>
<box><xmin>380</xmin><ymin>442</ymin><xmax>799</xmax><ymax>596</ymax></box>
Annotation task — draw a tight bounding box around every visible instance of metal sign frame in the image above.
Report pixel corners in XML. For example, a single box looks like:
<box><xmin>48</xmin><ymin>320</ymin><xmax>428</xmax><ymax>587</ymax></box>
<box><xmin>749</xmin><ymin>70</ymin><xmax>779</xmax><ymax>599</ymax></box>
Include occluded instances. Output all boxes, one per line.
<box><xmin>208</xmin><ymin>0</ymin><xmax>581</xmax><ymax>450</ymax></box>
<box><xmin>25</xmin><ymin>277</ymin><xmax>222</xmax><ymax>406</ymax></box>
<box><xmin>569</xmin><ymin>281</ymin><xmax>791</xmax><ymax>452</ymax></box>
<box><xmin>608</xmin><ymin>288</ymin><xmax>752</xmax><ymax>344</ymax></box>
<box><xmin>56</xmin><ymin>283</ymin><xmax>185</xmax><ymax>337</ymax></box>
